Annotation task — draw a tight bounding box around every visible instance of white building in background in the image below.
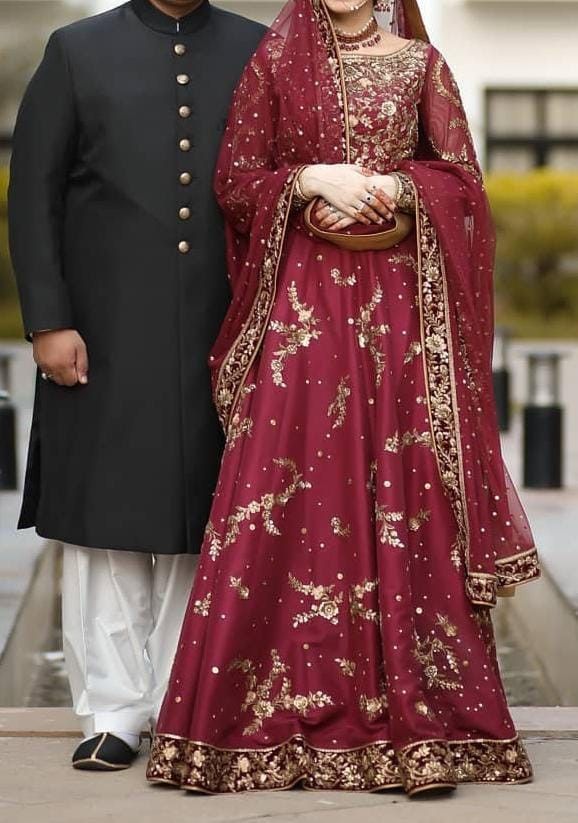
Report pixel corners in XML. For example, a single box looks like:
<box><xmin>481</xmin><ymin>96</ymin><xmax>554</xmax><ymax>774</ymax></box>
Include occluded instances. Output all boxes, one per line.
<box><xmin>3</xmin><ymin>0</ymin><xmax>578</xmax><ymax>171</ymax></box>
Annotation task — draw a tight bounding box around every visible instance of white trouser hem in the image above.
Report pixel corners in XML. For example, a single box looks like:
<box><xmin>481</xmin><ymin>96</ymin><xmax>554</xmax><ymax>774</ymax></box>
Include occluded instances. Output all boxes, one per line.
<box><xmin>88</xmin><ymin>711</ymin><xmax>151</xmax><ymax>739</ymax></box>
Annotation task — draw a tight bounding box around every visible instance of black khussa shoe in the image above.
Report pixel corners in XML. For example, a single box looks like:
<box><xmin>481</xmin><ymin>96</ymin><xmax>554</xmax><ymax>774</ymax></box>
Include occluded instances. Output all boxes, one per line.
<box><xmin>72</xmin><ymin>733</ymin><xmax>139</xmax><ymax>771</ymax></box>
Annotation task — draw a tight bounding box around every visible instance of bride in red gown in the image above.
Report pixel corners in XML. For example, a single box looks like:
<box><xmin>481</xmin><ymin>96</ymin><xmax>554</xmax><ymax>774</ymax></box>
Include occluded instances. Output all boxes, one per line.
<box><xmin>147</xmin><ymin>0</ymin><xmax>540</xmax><ymax>797</ymax></box>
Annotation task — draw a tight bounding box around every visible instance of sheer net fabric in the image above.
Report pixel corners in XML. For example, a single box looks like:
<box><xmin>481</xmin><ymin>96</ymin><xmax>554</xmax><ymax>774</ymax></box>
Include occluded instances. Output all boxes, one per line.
<box><xmin>146</xmin><ymin>0</ymin><xmax>539</xmax><ymax>797</ymax></box>
<box><xmin>211</xmin><ymin>0</ymin><xmax>538</xmax><ymax>603</ymax></box>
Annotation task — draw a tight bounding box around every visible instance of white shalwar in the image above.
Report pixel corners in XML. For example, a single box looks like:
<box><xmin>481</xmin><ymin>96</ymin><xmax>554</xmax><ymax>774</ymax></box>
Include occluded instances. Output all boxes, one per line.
<box><xmin>61</xmin><ymin>544</ymin><xmax>198</xmax><ymax>739</ymax></box>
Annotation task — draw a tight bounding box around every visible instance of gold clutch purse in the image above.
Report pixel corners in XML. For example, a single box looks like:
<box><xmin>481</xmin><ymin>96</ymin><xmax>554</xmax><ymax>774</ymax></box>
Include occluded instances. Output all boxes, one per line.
<box><xmin>303</xmin><ymin>198</ymin><xmax>414</xmax><ymax>252</ymax></box>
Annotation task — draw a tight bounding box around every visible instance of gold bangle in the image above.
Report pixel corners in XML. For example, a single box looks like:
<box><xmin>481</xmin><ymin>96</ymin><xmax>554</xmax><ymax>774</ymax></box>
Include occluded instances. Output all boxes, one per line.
<box><xmin>293</xmin><ymin>170</ymin><xmax>313</xmax><ymax>209</ymax></box>
<box><xmin>294</xmin><ymin>175</ymin><xmax>306</xmax><ymax>201</ymax></box>
<box><xmin>391</xmin><ymin>173</ymin><xmax>403</xmax><ymax>203</ymax></box>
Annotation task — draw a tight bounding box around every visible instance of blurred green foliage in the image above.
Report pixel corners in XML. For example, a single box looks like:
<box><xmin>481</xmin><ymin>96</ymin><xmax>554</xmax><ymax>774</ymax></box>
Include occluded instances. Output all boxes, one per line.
<box><xmin>0</xmin><ymin>166</ymin><xmax>23</xmax><ymax>338</ymax></box>
<box><xmin>487</xmin><ymin>169</ymin><xmax>578</xmax><ymax>339</ymax></box>
<box><xmin>0</xmin><ymin>167</ymin><xmax>577</xmax><ymax>340</ymax></box>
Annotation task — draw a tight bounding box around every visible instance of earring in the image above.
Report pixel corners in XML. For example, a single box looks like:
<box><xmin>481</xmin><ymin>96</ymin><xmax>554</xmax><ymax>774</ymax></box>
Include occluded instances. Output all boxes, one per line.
<box><xmin>374</xmin><ymin>0</ymin><xmax>393</xmax><ymax>11</ymax></box>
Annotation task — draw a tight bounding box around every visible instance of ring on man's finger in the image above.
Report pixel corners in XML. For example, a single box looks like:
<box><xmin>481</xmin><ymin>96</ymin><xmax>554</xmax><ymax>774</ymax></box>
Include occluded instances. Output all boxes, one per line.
<box><xmin>41</xmin><ymin>372</ymin><xmax>51</xmax><ymax>381</ymax></box>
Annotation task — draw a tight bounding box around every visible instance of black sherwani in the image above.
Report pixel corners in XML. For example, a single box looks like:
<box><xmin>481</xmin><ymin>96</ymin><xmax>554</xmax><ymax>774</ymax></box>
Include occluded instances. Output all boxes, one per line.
<box><xmin>9</xmin><ymin>0</ymin><xmax>266</xmax><ymax>553</ymax></box>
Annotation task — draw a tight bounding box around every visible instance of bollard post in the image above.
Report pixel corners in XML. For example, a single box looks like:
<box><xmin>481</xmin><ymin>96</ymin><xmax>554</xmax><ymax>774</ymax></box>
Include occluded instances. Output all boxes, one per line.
<box><xmin>0</xmin><ymin>351</ymin><xmax>18</xmax><ymax>492</ymax></box>
<box><xmin>492</xmin><ymin>326</ymin><xmax>511</xmax><ymax>432</ymax></box>
<box><xmin>0</xmin><ymin>389</ymin><xmax>17</xmax><ymax>491</ymax></box>
<box><xmin>523</xmin><ymin>353</ymin><xmax>564</xmax><ymax>489</ymax></box>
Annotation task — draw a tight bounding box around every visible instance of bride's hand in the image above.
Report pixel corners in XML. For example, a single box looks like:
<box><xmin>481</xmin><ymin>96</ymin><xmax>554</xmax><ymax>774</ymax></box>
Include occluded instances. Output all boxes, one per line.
<box><xmin>299</xmin><ymin>164</ymin><xmax>396</xmax><ymax>228</ymax></box>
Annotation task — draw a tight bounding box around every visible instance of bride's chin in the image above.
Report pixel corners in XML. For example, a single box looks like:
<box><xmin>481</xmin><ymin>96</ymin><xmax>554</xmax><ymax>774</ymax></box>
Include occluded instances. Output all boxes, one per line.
<box><xmin>323</xmin><ymin>0</ymin><xmax>372</xmax><ymax>16</ymax></box>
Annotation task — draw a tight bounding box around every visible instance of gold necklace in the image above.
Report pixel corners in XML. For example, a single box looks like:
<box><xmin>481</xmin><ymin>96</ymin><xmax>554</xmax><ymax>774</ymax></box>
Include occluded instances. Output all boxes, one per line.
<box><xmin>334</xmin><ymin>16</ymin><xmax>382</xmax><ymax>52</ymax></box>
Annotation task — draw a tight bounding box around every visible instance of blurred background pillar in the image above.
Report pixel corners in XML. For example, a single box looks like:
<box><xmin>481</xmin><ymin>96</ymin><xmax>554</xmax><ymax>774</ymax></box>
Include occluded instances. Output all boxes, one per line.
<box><xmin>493</xmin><ymin>326</ymin><xmax>511</xmax><ymax>432</ymax></box>
<box><xmin>0</xmin><ymin>350</ymin><xmax>17</xmax><ymax>491</ymax></box>
<box><xmin>523</xmin><ymin>352</ymin><xmax>564</xmax><ymax>489</ymax></box>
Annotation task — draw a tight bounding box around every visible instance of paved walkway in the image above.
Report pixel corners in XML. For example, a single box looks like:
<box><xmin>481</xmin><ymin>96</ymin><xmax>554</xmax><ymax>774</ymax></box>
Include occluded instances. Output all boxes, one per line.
<box><xmin>0</xmin><ymin>730</ymin><xmax>576</xmax><ymax>822</ymax></box>
<box><xmin>0</xmin><ymin>342</ymin><xmax>43</xmax><ymax>655</ymax></box>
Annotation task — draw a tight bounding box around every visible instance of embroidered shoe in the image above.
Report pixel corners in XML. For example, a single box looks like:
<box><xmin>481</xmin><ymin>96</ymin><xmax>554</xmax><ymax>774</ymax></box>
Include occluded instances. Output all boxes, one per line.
<box><xmin>72</xmin><ymin>732</ymin><xmax>139</xmax><ymax>771</ymax></box>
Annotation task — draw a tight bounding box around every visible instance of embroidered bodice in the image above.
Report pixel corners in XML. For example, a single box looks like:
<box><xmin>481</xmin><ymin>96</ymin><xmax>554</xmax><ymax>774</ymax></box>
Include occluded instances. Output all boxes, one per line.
<box><xmin>342</xmin><ymin>40</ymin><xmax>429</xmax><ymax>172</ymax></box>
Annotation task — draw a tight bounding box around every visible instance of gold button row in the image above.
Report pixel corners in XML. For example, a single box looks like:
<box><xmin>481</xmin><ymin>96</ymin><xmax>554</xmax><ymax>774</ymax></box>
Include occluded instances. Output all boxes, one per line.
<box><xmin>176</xmin><ymin>45</ymin><xmax>191</xmax><ymax>253</ymax></box>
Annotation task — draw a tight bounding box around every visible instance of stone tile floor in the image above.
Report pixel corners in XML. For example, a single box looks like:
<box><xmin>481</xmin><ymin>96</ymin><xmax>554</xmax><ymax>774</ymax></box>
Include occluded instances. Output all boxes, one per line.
<box><xmin>0</xmin><ymin>733</ymin><xmax>576</xmax><ymax>823</ymax></box>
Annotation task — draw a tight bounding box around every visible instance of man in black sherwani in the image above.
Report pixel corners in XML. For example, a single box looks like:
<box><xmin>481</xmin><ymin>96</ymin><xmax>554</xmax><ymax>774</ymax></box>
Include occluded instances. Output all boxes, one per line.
<box><xmin>9</xmin><ymin>0</ymin><xmax>265</xmax><ymax>770</ymax></box>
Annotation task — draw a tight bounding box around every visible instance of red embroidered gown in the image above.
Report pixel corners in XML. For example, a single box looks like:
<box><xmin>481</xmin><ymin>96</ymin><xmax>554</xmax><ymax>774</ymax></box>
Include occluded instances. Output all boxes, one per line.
<box><xmin>147</xmin><ymin>40</ymin><xmax>538</xmax><ymax>796</ymax></box>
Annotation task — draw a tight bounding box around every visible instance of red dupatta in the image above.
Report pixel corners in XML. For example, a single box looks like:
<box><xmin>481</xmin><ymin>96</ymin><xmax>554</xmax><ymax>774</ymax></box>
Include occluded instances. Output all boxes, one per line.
<box><xmin>212</xmin><ymin>0</ymin><xmax>539</xmax><ymax>607</ymax></box>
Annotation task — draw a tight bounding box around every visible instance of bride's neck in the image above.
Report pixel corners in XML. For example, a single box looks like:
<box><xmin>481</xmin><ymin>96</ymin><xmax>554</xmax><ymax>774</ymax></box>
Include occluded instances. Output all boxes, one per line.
<box><xmin>330</xmin><ymin>3</ymin><xmax>374</xmax><ymax>33</ymax></box>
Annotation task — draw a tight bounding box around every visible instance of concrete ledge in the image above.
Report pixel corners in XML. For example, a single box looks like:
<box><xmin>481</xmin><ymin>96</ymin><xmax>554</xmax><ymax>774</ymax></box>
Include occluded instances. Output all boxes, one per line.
<box><xmin>1</xmin><ymin>707</ymin><xmax>577</xmax><ymax>739</ymax></box>
<box><xmin>0</xmin><ymin>542</ymin><xmax>61</xmax><ymax>706</ymax></box>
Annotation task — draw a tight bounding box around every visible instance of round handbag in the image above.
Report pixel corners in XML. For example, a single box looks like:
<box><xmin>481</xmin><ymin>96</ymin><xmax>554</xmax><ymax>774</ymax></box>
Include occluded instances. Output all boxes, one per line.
<box><xmin>303</xmin><ymin>198</ymin><xmax>414</xmax><ymax>252</ymax></box>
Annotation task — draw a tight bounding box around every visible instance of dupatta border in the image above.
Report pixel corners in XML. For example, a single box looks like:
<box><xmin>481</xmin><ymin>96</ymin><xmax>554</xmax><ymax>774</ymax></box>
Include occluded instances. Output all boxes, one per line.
<box><xmin>413</xmin><ymin>183</ymin><xmax>472</xmax><ymax>583</ymax></box>
<box><xmin>413</xmin><ymin>182</ymin><xmax>541</xmax><ymax>607</ymax></box>
<box><xmin>214</xmin><ymin>169</ymin><xmax>302</xmax><ymax>432</ymax></box>
<box><xmin>214</xmin><ymin>0</ymin><xmax>347</xmax><ymax>434</ymax></box>
<box><xmin>147</xmin><ymin>732</ymin><xmax>532</xmax><ymax>794</ymax></box>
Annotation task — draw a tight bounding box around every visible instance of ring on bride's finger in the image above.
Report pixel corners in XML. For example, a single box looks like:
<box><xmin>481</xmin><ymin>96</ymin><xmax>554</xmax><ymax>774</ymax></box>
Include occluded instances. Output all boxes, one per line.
<box><xmin>365</xmin><ymin>194</ymin><xmax>374</xmax><ymax>204</ymax></box>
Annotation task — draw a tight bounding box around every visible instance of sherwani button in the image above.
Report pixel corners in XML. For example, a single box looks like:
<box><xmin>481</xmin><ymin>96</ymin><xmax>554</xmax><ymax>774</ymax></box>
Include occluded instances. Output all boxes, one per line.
<box><xmin>174</xmin><ymin>44</ymin><xmax>186</xmax><ymax>56</ymax></box>
<box><xmin>178</xmin><ymin>241</ymin><xmax>190</xmax><ymax>254</ymax></box>
<box><xmin>179</xmin><ymin>138</ymin><xmax>191</xmax><ymax>152</ymax></box>
<box><xmin>179</xmin><ymin>106</ymin><xmax>191</xmax><ymax>118</ymax></box>
<box><xmin>176</xmin><ymin>74</ymin><xmax>190</xmax><ymax>85</ymax></box>
<box><xmin>179</xmin><ymin>207</ymin><xmax>191</xmax><ymax>220</ymax></box>
<box><xmin>179</xmin><ymin>172</ymin><xmax>192</xmax><ymax>185</ymax></box>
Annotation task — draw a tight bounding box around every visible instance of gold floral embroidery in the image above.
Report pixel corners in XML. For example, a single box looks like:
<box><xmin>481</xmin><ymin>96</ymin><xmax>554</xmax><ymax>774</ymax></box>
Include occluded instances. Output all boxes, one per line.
<box><xmin>343</xmin><ymin>42</ymin><xmax>428</xmax><ymax>172</ymax></box>
<box><xmin>270</xmin><ymin>281</ymin><xmax>322</xmax><ymax>388</ymax></box>
<box><xmin>331</xmin><ymin>267</ymin><xmax>356</xmax><ymax>287</ymax></box>
<box><xmin>204</xmin><ymin>521</ymin><xmax>223</xmax><ymax>562</ymax></box>
<box><xmin>359</xmin><ymin>692</ymin><xmax>388</xmax><ymax>721</ymax></box>
<box><xmin>288</xmin><ymin>573</ymin><xmax>343</xmax><ymax>627</ymax></box>
<box><xmin>367</xmin><ymin>459</ymin><xmax>377</xmax><ymax>495</ymax></box>
<box><xmin>390</xmin><ymin>252</ymin><xmax>419</xmax><ymax>274</ymax></box>
<box><xmin>430</xmin><ymin>56</ymin><xmax>481</xmax><ymax>181</ymax></box>
<box><xmin>436</xmin><ymin>613</ymin><xmax>458</xmax><ymax>638</ymax></box>
<box><xmin>330</xmin><ymin>516</ymin><xmax>351</xmax><ymax>538</ymax></box>
<box><xmin>226</xmin><ymin>384</ymin><xmax>256</xmax><ymax>451</ymax></box>
<box><xmin>496</xmin><ymin>547</ymin><xmax>541</xmax><ymax>589</ymax></box>
<box><xmin>403</xmin><ymin>341</ymin><xmax>422</xmax><ymax>364</ymax></box>
<box><xmin>148</xmin><ymin>734</ymin><xmax>533</xmax><ymax>793</ymax></box>
<box><xmin>408</xmin><ymin>508</ymin><xmax>431</xmax><ymax>532</ymax></box>
<box><xmin>215</xmin><ymin>170</ymin><xmax>301</xmax><ymax>432</ymax></box>
<box><xmin>352</xmin><ymin>284</ymin><xmax>390</xmax><ymax>386</ymax></box>
<box><xmin>335</xmin><ymin>657</ymin><xmax>356</xmax><ymax>677</ymax></box>
<box><xmin>416</xmin><ymin>194</ymin><xmax>470</xmax><ymax>574</ymax></box>
<box><xmin>414</xmin><ymin>700</ymin><xmax>436</xmax><ymax>721</ymax></box>
<box><xmin>384</xmin><ymin>429</ymin><xmax>433</xmax><ymax>454</ymax></box>
<box><xmin>193</xmin><ymin>592</ymin><xmax>212</xmax><ymax>617</ymax></box>
<box><xmin>221</xmin><ymin>458</ymin><xmax>312</xmax><ymax>550</ymax></box>
<box><xmin>327</xmin><ymin>376</ymin><xmax>351</xmax><ymax>430</ymax></box>
<box><xmin>413</xmin><ymin>630</ymin><xmax>462</xmax><ymax>692</ymax></box>
<box><xmin>375</xmin><ymin>505</ymin><xmax>405</xmax><ymax>548</ymax></box>
<box><xmin>229</xmin><ymin>649</ymin><xmax>333</xmax><ymax>736</ymax></box>
<box><xmin>397</xmin><ymin>739</ymin><xmax>456</xmax><ymax>794</ymax></box>
<box><xmin>226</xmin><ymin>417</ymin><xmax>253</xmax><ymax>450</ymax></box>
<box><xmin>229</xmin><ymin>577</ymin><xmax>250</xmax><ymax>600</ymax></box>
<box><xmin>349</xmin><ymin>579</ymin><xmax>379</xmax><ymax>623</ymax></box>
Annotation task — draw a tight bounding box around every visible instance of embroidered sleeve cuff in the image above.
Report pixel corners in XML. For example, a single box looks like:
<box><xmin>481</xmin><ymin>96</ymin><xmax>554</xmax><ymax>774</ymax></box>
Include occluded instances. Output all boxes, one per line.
<box><xmin>391</xmin><ymin>172</ymin><xmax>415</xmax><ymax>213</ymax></box>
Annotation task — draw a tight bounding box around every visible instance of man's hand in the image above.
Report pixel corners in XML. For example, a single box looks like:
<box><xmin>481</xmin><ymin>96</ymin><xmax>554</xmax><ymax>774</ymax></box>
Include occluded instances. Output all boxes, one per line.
<box><xmin>33</xmin><ymin>329</ymin><xmax>89</xmax><ymax>387</ymax></box>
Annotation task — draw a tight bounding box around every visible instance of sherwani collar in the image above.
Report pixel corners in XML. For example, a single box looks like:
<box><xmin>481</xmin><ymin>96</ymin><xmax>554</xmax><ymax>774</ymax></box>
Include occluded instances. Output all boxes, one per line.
<box><xmin>131</xmin><ymin>0</ymin><xmax>212</xmax><ymax>34</ymax></box>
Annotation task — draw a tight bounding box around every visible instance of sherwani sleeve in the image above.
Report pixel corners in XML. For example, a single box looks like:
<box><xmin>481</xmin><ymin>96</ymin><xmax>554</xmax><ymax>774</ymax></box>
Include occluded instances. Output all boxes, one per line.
<box><xmin>8</xmin><ymin>32</ymin><xmax>77</xmax><ymax>337</ymax></box>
